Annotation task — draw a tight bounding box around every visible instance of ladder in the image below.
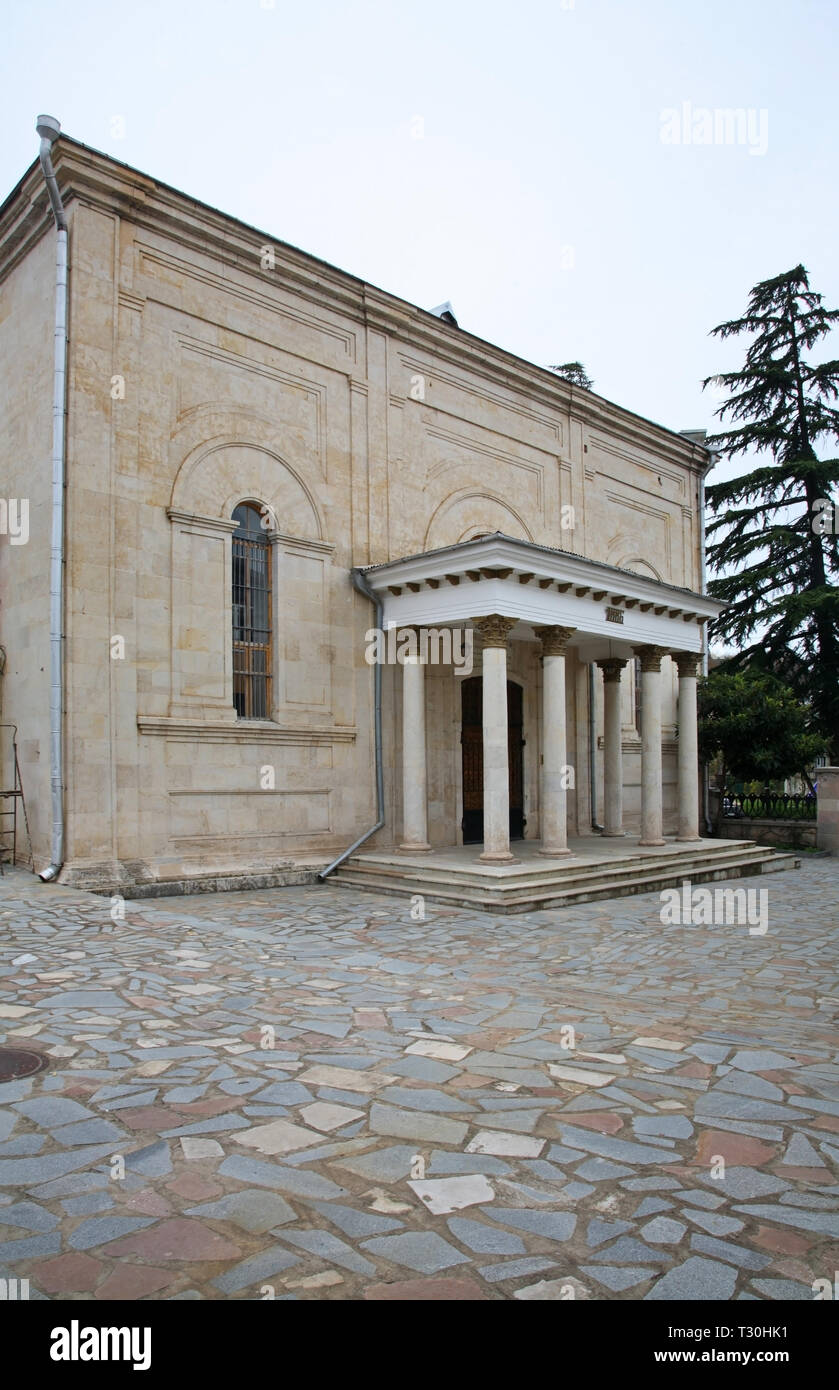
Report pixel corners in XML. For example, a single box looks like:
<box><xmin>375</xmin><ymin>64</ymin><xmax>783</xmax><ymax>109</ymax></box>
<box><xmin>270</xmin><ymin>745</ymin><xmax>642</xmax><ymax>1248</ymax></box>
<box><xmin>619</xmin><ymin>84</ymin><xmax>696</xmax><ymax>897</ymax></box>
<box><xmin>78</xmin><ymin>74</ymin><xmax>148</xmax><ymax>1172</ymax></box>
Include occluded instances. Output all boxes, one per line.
<box><xmin>0</xmin><ymin>725</ymin><xmax>32</xmax><ymax>872</ymax></box>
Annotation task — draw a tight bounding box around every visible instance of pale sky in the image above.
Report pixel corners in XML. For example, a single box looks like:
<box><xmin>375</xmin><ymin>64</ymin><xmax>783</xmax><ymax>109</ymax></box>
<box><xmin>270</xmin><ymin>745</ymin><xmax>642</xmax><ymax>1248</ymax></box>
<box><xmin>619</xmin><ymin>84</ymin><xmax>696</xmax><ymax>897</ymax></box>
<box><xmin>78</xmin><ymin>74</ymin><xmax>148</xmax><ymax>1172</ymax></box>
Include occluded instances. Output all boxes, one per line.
<box><xmin>3</xmin><ymin>0</ymin><xmax>838</xmax><ymax>476</ymax></box>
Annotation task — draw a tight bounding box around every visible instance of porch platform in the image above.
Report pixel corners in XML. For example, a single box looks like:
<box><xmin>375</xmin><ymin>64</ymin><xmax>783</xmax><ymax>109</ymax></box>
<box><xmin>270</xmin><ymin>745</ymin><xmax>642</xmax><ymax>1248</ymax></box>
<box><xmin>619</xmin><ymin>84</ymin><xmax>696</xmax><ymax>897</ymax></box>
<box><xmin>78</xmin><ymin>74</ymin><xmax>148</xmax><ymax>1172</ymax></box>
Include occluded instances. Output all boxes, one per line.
<box><xmin>330</xmin><ymin>835</ymin><xmax>799</xmax><ymax>912</ymax></box>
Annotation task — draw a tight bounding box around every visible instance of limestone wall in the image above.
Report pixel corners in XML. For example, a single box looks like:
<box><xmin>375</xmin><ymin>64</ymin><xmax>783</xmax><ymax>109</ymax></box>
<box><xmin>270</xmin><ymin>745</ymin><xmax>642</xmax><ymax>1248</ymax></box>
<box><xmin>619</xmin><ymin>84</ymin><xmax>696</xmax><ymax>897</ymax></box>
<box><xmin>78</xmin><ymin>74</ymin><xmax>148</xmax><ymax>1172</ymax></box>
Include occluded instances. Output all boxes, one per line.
<box><xmin>0</xmin><ymin>228</ymin><xmax>55</xmax><ymax>863</ymax></box>
<box><xmin>1</xmin><ymin>139</ymin><xmax>704</xmax><ymax>882</ymax></box>
<box><xmin>817</xmin><ymin>768</ymin><xmax>839</xmax><ymax>855</ymax></box>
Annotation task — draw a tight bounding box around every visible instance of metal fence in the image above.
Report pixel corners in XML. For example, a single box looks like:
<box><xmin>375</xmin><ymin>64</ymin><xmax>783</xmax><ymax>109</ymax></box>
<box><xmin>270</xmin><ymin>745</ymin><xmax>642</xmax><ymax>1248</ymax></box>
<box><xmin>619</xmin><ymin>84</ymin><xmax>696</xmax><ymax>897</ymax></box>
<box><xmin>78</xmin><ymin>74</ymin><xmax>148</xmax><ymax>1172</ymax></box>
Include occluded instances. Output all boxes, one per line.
<box><xmin>723</xmin><ymin>792</ymin><xmax>817</xmax><ymax>822</ymax></box>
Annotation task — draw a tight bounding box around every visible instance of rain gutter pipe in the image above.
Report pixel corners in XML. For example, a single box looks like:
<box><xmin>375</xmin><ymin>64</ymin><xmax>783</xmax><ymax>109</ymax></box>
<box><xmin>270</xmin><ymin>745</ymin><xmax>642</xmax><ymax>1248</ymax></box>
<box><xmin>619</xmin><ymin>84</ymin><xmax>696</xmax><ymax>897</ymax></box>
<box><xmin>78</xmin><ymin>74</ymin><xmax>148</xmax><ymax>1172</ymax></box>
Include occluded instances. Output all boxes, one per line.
<box><xmin>35</xmin><ymin>114</ymin><xmax>68</xmax><ymax>883</ymax></box>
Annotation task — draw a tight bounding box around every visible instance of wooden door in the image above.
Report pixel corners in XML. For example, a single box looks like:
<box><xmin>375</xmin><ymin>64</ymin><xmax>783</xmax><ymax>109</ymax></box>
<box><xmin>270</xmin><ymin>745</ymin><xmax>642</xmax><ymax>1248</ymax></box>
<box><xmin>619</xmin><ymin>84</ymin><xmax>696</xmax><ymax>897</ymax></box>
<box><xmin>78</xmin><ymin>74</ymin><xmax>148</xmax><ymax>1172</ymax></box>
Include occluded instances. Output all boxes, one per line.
<box><xmin>507</xmin><ymin>680</ymin><xmax>525</xmax><ymax>840</ymax></box>
<box><xmin>461</xmin><ymin>676</ymin><xmax>524</xmax><ymax>843</ymax></box>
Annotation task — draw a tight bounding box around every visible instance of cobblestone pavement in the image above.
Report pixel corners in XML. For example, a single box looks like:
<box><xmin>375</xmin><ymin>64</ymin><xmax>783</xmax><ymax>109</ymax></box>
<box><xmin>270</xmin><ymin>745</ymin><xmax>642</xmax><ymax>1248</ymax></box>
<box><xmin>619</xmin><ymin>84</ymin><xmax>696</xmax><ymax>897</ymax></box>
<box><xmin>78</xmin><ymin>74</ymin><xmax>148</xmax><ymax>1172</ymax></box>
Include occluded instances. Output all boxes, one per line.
<box><xmin>1</xmin><ymin>859</ymin><xmax>838</xmax><ymax>1301</ymax></box>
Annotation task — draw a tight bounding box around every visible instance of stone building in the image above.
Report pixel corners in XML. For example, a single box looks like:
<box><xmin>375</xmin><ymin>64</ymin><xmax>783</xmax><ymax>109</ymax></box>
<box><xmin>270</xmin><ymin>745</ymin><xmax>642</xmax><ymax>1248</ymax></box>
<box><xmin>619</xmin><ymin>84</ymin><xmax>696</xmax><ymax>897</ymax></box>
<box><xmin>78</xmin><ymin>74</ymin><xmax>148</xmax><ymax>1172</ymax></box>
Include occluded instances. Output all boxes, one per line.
<box><xmin>0</xmin><ymin>121</ymin><xmax>739</xmax><ymax>901</ymax></box>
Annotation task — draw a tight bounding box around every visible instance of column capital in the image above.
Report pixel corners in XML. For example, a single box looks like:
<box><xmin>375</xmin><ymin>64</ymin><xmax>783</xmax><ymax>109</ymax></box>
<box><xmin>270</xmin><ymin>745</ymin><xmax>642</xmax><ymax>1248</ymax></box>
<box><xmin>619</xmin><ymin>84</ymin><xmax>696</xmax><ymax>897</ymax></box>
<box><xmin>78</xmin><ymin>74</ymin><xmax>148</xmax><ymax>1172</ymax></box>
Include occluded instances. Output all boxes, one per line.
<box><xmin>397</xmin><ymin>625</ymin><xmax>424</xmax><ymax>660</ymax></box>
<box><xmin>597</xmin><ymin>657</ymin><xmax>628</xmax><ymax>683</ymax></box>
<box><xmin>634</xmin><ymin>644</ymin><xmax>669</xmax><ymax>673</ymax></box>
<box><xmin>471</xmin><ymin>614</ymin><xmax>516</xmax><ymax>649</ymax></box>
<box><xmin>534</xmin><ymin>624</ymin><xmax>577</xmax><ymax>656</ymax></box>
<box><xmin>672</xmin><ymin>651</ymin><xmax>701</xmax><ymax>678</ymax></box>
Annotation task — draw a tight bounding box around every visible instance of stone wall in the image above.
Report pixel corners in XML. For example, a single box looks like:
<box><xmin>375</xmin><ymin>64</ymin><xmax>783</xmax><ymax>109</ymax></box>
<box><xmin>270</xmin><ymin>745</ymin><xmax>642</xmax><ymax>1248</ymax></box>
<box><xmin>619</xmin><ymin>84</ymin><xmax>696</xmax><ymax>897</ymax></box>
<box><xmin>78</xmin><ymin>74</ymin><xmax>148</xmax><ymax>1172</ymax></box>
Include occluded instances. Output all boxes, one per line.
<box><xmin>817</xmin><ymin>767</ymin><xmax>839</xmax><ymax>855</ymax></box>
<box><xmin>0</xmin><ymin>137</ymin><xmax>708</xmax><ymax>886</ymax></box>
<box><xmin>0</xmin><ymin>228</ymin><xmax>56</xmax><ymax>863</ymax></box>
<box><xmin>714</xmin><ymin>818</ymin><xmax>817</xmax><ymax>851</ymax></box>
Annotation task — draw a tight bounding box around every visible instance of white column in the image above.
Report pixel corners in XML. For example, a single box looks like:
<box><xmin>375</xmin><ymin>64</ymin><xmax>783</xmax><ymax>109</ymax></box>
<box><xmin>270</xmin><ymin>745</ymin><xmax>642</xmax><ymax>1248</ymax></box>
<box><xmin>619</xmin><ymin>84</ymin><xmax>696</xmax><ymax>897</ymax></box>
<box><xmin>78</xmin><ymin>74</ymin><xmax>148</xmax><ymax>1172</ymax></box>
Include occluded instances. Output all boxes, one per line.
<box><xmin>597</xmin><ymin>658</ymin><xmax>627</xmax><ymax>836</ymax></box>
<box><xmin>674</xmin><ymin>651</ymin><xmax>702</xmax><ymax>842</ymax></box>
<box><xmin>536</xmin><ymin>625</ymin><xmax>576</xmax><ymax>856</ymax></box>
<box><xmin>636</xmin><ymin>646</ymin><xmax>667</xmax><ymax>846</ymax></box>
<box><xmin>472</xmin><ymin>615</ymin><xmax>516</xmax><ymax>862</ymax></box>
<box><xmin>399</xmin><ymin>647</ymin><xmax>431</xmax><ymax>852</ymax></box>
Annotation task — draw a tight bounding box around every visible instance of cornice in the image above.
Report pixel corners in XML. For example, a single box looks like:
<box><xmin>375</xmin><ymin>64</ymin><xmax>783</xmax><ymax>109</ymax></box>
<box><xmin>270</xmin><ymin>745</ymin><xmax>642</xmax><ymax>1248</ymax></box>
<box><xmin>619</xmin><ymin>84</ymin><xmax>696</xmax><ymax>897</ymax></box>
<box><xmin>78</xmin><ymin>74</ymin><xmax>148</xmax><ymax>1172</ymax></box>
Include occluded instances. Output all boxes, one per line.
<box><xmin>137</xmin><ymin>716</ymin><xmax>356</xmax><ymax>744</ymax></box>
<box><xmin>1</xmin><ymin>135</ymin><xmax>714</xmax><ymax>478</ymax></box>
<box><xmin>360</xmin><ymin>533</ymin><xmax>725</xmax><ymax>621</ymax></box>
<box><xmin>0</xmin><ymin>161</ymin><xmax>58</xmax><ymax>285</ymax></box>
<box><xmin>166</xmin><ymin>508</ymin><xmax>238</xmax><ymax>534</ymax></box>
<box><xmin>365</xmin><ymin>289</ymin><xmax>708</xmax><ymax>474</ymax></box>
<box><xmin>268</xmin><ymin>531</ymin><xmax>335</xmax><ymax>555</ymax></box>
<box><xmin>53</xmin><ymin>142</ymin><xmax>367</xmax><ymax>322</ymax></box>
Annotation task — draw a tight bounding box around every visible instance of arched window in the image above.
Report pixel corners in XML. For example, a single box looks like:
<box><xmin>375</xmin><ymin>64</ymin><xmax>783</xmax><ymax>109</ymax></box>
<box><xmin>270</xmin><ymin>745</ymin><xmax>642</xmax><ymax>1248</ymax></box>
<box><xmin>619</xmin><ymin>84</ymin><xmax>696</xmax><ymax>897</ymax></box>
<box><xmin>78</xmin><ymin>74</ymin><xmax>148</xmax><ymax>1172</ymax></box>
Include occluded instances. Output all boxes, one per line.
<box><xmin>232</xmin><ymin>502</ymin><xmax>272</xmax><ymax>718</ymax></box>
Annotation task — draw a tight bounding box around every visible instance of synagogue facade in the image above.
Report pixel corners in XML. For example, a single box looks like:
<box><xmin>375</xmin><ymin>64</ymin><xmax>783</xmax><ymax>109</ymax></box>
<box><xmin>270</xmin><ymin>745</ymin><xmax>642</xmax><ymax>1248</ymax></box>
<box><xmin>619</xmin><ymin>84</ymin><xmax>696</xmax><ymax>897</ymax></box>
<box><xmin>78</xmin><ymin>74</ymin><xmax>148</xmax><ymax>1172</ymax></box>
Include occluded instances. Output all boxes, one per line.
<box><xmin>0</xmin><ymin>129</ymin><xmax>721</xmax><ymax>893</ymax></box>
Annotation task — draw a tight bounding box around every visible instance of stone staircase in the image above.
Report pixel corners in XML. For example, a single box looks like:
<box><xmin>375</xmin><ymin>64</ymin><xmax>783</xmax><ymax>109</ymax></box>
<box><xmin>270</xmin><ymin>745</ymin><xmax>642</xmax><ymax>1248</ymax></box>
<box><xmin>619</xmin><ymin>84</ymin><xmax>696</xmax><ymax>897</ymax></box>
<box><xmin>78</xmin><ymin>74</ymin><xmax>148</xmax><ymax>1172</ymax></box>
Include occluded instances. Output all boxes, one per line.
<box><xmin>329</xmin><ymin>839</ymin><xmax>798</xmax><ymax>913</ymax></box>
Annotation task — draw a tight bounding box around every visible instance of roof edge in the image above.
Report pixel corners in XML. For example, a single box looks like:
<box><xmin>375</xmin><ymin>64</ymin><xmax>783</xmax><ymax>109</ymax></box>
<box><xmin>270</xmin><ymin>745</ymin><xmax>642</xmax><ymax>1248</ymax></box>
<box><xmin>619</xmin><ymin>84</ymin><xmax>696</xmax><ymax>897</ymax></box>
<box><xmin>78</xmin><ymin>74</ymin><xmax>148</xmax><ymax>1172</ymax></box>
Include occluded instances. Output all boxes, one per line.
<box><xmin>1</xmin><ymin>132</ymin><xmax>714</xmax><ymax>471</ymax></box>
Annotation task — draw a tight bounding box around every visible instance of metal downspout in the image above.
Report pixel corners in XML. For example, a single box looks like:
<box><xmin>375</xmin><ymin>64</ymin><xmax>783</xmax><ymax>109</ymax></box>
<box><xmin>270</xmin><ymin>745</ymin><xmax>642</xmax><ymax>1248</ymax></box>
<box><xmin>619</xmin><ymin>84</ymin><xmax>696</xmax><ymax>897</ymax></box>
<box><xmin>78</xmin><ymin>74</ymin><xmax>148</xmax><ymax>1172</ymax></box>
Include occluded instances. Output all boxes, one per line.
<box><xmin>318</xmin><ymin>569</ymin><xmax>385</xmax><ymax>879</ymax></box>
<box><xmin>35</xmin><ymin>115</ymin><xmax>68</xmax><ymax>882</ymax></box>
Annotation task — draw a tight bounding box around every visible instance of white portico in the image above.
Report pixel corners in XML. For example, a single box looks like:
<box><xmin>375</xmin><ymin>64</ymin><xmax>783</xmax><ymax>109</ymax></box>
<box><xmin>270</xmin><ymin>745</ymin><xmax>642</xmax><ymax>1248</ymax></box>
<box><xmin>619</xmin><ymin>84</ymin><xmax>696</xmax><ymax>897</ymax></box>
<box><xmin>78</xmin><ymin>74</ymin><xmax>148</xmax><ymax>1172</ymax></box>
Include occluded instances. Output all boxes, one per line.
<box><xmin>360</xmin><ymin>533</ymin><xmax>724</xmax><ymax>864</ymax></box>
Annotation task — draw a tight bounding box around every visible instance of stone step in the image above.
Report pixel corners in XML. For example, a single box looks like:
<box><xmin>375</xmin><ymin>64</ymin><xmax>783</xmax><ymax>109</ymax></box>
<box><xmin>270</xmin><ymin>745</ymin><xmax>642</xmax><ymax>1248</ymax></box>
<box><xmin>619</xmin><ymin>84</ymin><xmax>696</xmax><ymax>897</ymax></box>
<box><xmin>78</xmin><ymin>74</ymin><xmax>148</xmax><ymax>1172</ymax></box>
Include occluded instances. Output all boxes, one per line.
<box><xmin>331</xmin><ymin>845</ymin><xmax>798</xmax><ymax>913</ymax></box>
<box><xmin>335</xmin><ymin>841</ymin><xmax>780</xmax><ymax>892</ymax></box>
<box><xmin>333</xmin><ymin>849</ymin><xmax>790</xmax><ymax>899</ymax></box>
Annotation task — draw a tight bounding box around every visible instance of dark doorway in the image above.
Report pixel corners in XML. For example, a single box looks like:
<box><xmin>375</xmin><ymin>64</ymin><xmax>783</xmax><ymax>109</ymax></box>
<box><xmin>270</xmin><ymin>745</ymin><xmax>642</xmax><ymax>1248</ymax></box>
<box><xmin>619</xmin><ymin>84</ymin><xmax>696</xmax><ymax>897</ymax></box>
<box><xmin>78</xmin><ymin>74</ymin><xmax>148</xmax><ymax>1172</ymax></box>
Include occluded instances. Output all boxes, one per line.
<box><xmin>461</xmin><ymin>676</ymin><xmax>525</xmax><ymax>844</ymax></box>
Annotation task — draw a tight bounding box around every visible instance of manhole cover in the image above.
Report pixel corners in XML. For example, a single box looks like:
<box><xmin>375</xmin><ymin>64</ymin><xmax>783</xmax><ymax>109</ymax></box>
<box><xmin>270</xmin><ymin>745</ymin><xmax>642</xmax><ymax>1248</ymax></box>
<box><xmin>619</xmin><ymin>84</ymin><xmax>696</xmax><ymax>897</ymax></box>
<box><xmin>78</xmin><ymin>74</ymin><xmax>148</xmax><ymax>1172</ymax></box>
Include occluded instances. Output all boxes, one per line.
<box><xmin>0</xmin><ymin>1047</ymin><xmax>48</xmax><ymax>1082</ymax></box>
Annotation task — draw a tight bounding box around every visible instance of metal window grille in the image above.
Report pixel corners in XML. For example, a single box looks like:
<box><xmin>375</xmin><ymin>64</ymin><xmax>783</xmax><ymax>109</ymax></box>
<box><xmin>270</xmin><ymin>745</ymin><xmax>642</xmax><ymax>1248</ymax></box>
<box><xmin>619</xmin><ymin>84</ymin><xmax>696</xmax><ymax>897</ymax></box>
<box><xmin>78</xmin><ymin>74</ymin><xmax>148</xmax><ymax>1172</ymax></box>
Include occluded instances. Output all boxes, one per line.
<box><xmin>232</xmin><ymin>503</ymin><xmax>272</xmax><ymax>719</ymax></box>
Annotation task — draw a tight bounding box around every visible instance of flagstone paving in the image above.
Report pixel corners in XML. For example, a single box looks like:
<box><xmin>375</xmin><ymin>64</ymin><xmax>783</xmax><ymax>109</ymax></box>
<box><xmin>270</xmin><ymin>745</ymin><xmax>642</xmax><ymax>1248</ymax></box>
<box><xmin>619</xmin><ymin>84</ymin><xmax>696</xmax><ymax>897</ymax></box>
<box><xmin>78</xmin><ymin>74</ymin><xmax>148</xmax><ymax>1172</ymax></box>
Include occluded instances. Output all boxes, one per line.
<box><xmin>0</xmin><ymin>857</ymin><xmax>837</xmax><ymax>1301</ymax></box>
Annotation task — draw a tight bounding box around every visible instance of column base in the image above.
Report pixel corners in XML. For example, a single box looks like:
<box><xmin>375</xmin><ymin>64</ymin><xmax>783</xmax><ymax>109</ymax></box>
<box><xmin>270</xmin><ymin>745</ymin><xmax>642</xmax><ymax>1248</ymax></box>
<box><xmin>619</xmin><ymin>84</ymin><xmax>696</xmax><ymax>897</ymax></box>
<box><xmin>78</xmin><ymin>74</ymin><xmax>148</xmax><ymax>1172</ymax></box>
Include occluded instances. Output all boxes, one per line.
<box><xmin>398</xmin><ymin>843</ymin><xmax>432</xmax><ymax>854</ymax></box>
<box><xmin>478</xmin><ymin>850</ymin><xmax>517</xmax><ymax>863</ymax></box>
<box><xmin>676</xmin><ymin>834</ymin><xmax>703</xmax><ymax>843</ymax></box>
<box><xmin>537</xmin><ymin>846</ymin><xmax>572</xmax><ymax>857</ymax></box>
<box><xmin>639</xmin><ymin>837</ymin><xmax>667</xmax><ymax>847</ymax></box>
<box><xmin>601</xmin><ymin>830</ymin><xmax>626</xmax><ymax>838</ymax></box>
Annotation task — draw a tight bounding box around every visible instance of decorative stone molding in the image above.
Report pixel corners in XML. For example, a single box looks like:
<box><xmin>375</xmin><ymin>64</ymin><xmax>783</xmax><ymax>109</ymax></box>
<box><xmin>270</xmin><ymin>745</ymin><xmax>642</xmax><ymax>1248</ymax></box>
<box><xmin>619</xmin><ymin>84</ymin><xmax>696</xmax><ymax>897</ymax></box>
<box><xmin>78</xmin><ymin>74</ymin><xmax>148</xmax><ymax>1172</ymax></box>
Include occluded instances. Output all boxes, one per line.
<box><xmin>267</xmin><ymin>531</ymin><xmax>335</xmax><ymax>556</ymax></box>
<box><xmin>166</xmin><ymin>509</ymin><xmax>238</xmax><ymax>716</ymax></box>
<box><xmin>166</xmin><ymin>509</ymin><xmax>238</xmax><ymax>536</ymax></box>
<box><xmin>170</xmin><ymin>433</ymin><xmax>325</xmax><ymax>543</ymax></box>
<box><xmin>118</xmin><ymin>290</ymin><xmax>144</xmax><ymax>314</ymax></box>
<box><xmin>425</xmin><ymin>488</ymin><xmax>535</xmax><ymax>550</ymax></box>
<box><xmin>534</xmin><ymin>624</ymin><xmax>577</xmax><ymax>656</ymax></box>
<box><xmin>471</xmin><ymin>614</ymin><xmax>517</xmax><ymax>649</ymax></box>
<box><xmin>137</xmin><ymin>717</ymin><xmax>356</xmax><ymax>745</ymax></box>
<box><xmin>363</xmin><ymin>536</ymin><xmax>722</xmax><ymax>652</ymax></box>
<box><xmin>634</xmin><ymin>644</ymin><xmax>669</xmax><ymax>673</ymax></box>
<box><xmin>673</xmin><ymin>651</ymin><xmax>701</xmax><ymax>678</ymax></box>
<box><xmin>597</xmin><ymin>657</ymin><xmax>628</xmax><ymax>683</ymax></box>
